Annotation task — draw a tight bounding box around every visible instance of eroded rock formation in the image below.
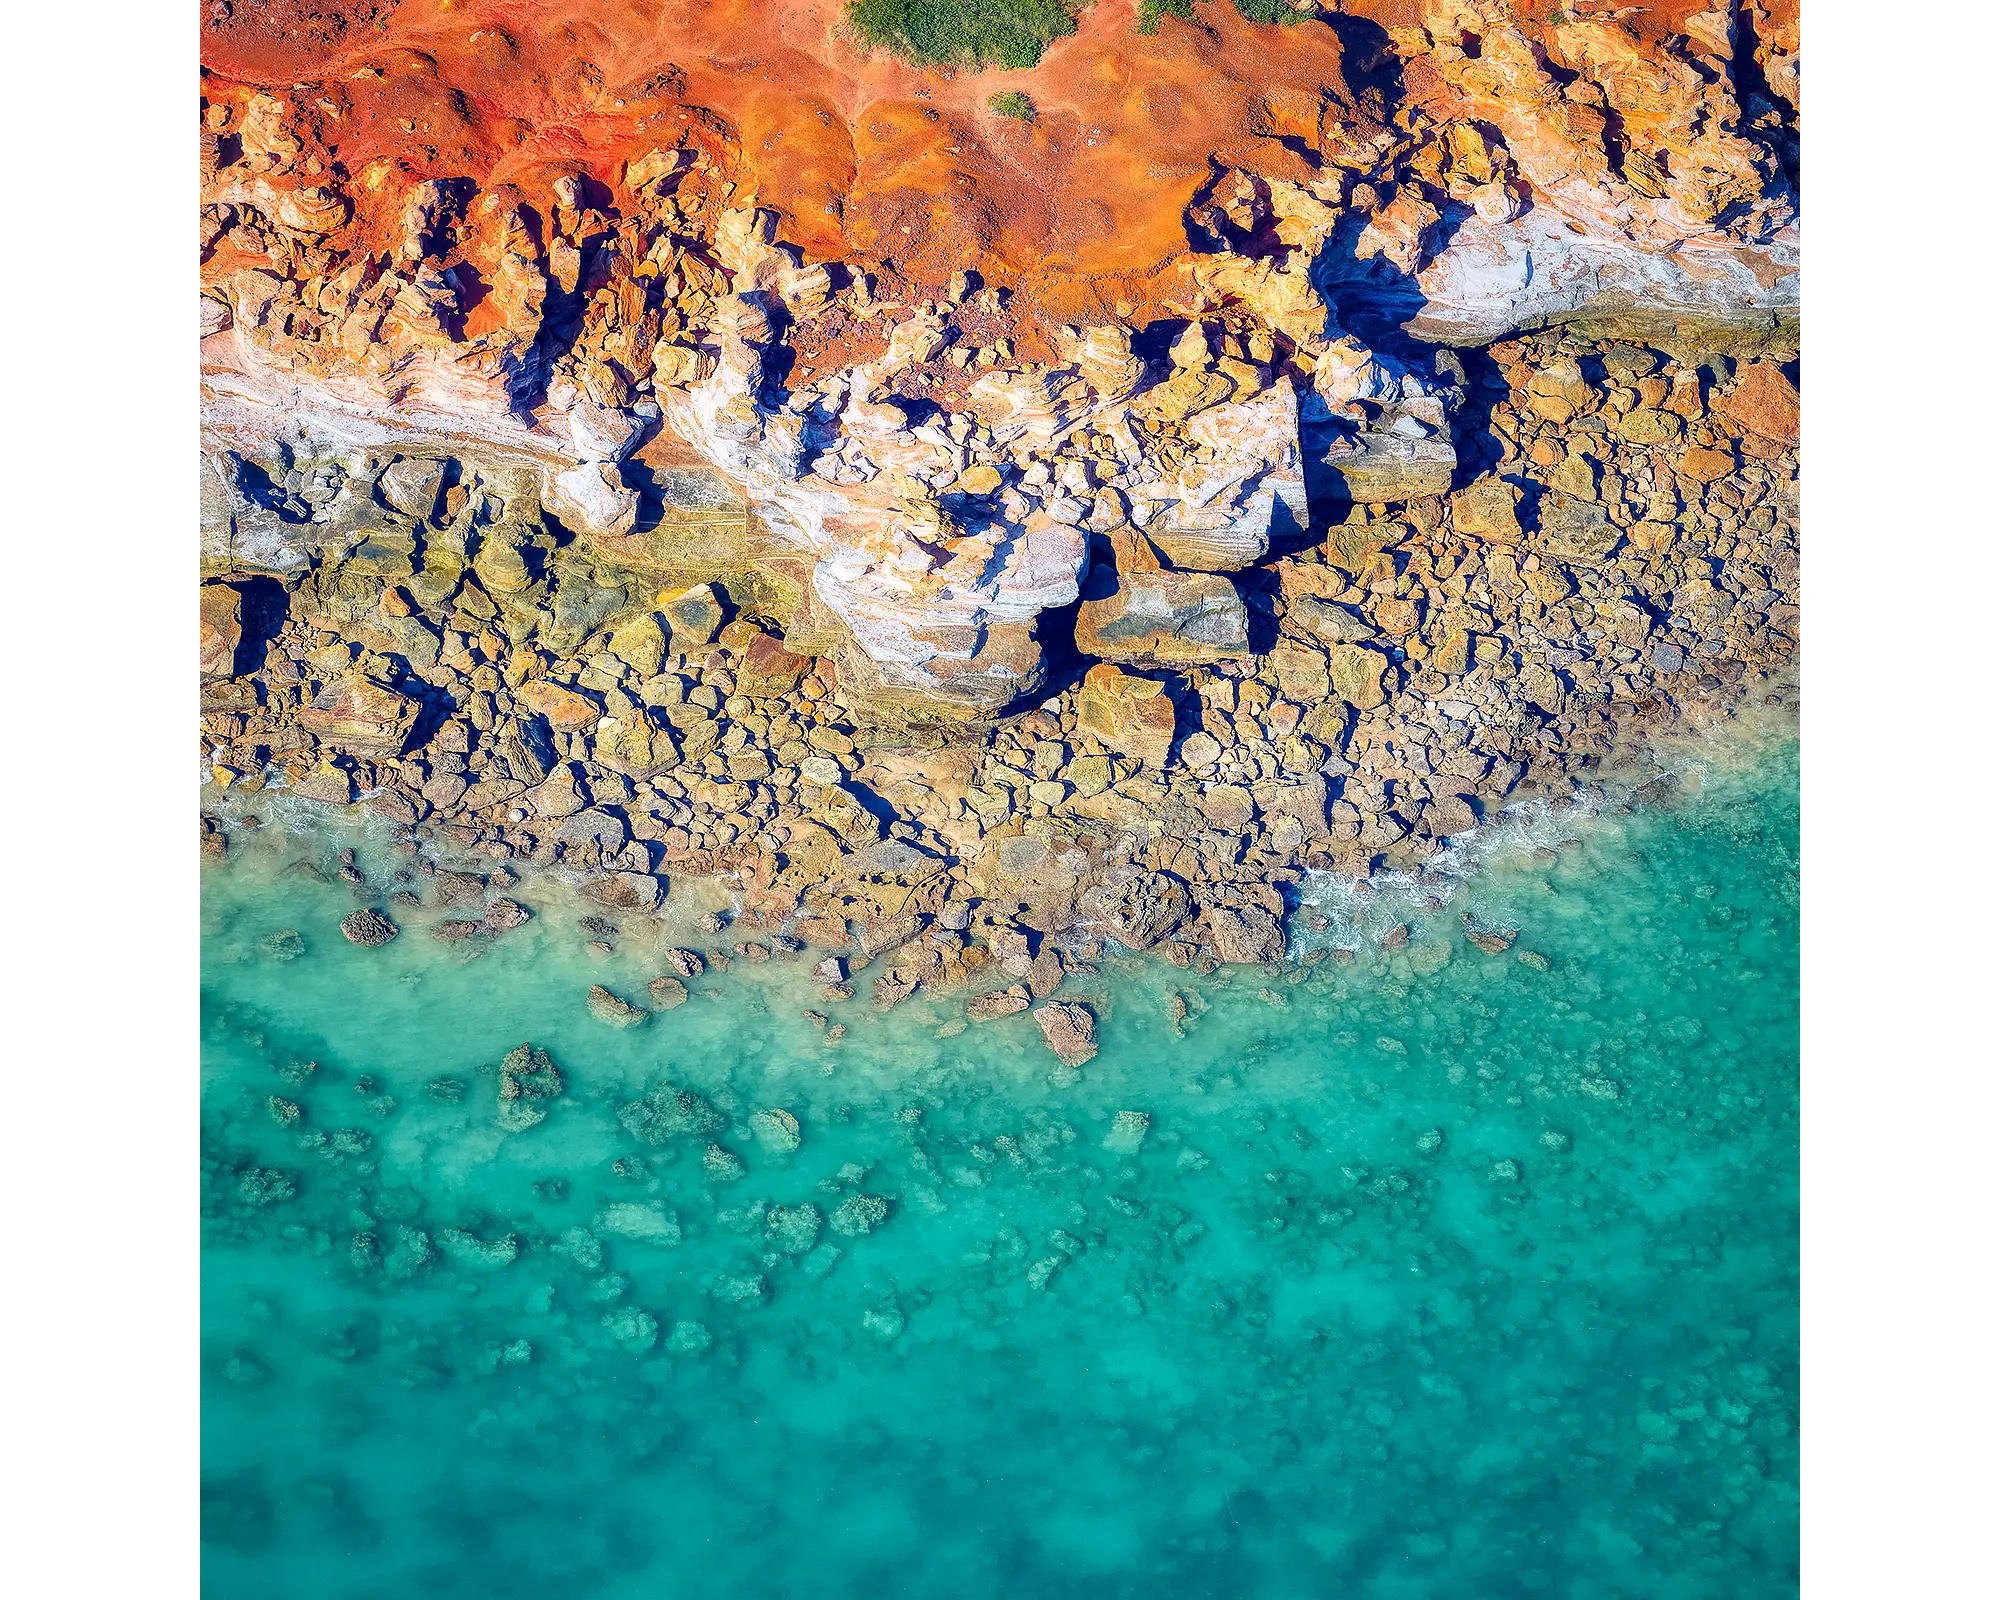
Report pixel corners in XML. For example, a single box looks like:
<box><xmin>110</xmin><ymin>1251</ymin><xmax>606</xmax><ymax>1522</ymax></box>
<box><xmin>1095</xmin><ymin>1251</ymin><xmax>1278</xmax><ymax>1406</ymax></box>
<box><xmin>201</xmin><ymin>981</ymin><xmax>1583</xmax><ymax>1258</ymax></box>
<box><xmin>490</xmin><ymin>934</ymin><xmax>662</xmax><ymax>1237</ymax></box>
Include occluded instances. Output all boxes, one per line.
<box><xmin>200</xmin><ymin>1</ymin><xmax>1802</xmax><ymax>973</ymax></box>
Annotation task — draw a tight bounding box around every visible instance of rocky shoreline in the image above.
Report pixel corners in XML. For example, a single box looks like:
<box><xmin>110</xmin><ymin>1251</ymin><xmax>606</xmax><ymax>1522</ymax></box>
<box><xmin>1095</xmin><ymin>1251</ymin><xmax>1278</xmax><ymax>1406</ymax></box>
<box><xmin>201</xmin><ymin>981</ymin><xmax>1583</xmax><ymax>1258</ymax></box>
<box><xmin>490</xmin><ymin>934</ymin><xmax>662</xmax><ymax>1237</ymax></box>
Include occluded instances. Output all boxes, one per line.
<box><xmin>202</xmin><ymin>316</ymin><xmax>1798</xmax><ymax>994</ymax></box>
<box><xmin>200</xmin><ymin>1</ymin><xmax>1799</xmax><ymax>1002</ymax></box>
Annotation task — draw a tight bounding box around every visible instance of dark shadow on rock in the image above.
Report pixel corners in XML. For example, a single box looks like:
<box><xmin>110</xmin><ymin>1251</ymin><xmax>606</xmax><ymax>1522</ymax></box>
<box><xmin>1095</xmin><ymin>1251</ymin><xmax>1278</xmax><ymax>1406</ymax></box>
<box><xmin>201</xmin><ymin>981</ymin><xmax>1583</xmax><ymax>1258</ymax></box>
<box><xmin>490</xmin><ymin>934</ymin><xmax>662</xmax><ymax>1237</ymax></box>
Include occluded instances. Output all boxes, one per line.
<box><xmin>401</xmin><ymin>681</ymin><xmax>466</xmax><ymax>755</ymax></box>
<box><xmin>1236</xmin><ymin>566</ymin><xmax>1284</xmax><ymax>656</ymax></box>
<box><xmin>234</xmin><ymin>576</ymin><xmax>289</xmax><ymax>676</ymax></box>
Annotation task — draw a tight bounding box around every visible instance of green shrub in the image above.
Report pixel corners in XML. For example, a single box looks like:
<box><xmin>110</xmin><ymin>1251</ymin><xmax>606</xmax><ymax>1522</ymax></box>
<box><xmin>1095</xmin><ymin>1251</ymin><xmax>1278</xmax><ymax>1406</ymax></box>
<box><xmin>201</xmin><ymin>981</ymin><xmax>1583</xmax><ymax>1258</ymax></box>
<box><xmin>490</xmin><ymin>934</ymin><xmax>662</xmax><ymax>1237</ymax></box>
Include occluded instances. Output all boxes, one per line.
<box><xmin>1228</xmin><ymin>0</ymin><xmax>1312</xmax><ymax>22</ymax></box>
<box><xmin>1137</xmin><ymin>0</ymin><xmax>1314</xmax><ymax>31</ymax></box>
<box><xmin>988</xmin><ymin>91</ymin><xmax>1038</xmax><ymax>122</ymax></box>
<box><xmin>846</xmin><ymin>0</ymin><xmax>1084</xmax><ymax>69</ymax></box>
<box><xmin>1137</xmin><ymin>0</ymin><xmax>1198</xmax><ymax>31</ymax></box>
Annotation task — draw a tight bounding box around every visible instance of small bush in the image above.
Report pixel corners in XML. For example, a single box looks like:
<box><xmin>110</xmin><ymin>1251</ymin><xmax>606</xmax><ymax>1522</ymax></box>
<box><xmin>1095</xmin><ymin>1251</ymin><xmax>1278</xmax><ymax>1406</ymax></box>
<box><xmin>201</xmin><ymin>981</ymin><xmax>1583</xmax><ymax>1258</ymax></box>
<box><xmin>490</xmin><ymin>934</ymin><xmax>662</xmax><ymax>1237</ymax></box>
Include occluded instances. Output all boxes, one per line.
<box><xmin>1137</xmin><ymin>0</ymin><xmax>1198</xmax><ymax>31</ymax></box>
<box><xmin>846</xmin><ymin>0</ymin><xmax>1083</xmax><ymax>69</ymax></box>
<box><xmin>988</xmin><ymin>91</ymin><xmax>1037</xmax><ymax>122</ymax></box>
<box><xmin>1138</xmin><ymin>0</ymin><xmax>1315</xmax><ymax>31</ymax></box>
<box><xmin>1229</xmin><ymin>0</ymin><xmax>1313</xmax><ymax>22</ymax></box>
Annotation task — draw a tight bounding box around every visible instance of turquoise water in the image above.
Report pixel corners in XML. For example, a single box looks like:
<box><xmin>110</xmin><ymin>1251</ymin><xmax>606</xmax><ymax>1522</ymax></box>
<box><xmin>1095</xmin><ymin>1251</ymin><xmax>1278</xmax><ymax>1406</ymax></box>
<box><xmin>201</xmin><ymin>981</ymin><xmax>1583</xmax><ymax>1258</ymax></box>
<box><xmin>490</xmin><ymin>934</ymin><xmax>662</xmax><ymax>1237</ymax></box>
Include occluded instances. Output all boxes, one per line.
<box><xmin>201</xmin><ymin>741</ymin><xmax>1799</xmax><ymax>1599</ymax></box>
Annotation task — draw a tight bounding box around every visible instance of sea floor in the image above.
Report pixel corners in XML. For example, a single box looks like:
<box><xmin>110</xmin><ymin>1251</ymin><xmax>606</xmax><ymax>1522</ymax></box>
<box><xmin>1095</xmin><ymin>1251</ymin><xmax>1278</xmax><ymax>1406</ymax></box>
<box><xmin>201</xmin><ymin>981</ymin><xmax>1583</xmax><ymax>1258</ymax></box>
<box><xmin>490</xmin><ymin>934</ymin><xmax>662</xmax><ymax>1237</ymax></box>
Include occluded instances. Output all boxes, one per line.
<box><xmin>201</xmin><ymin>737</ymin><xmax>1799</xmax><ymax>1599</ymax></box>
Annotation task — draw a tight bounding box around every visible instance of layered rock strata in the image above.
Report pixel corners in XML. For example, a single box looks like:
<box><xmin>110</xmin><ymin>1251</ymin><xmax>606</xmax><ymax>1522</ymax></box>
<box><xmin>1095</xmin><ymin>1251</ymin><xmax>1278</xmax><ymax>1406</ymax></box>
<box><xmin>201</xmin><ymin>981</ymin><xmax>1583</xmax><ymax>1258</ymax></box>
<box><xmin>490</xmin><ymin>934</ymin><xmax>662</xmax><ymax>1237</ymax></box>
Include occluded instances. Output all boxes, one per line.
<box><xmin>204</xmin><ymin>330</ymin><xmax>1799</xmax><ymax>981</ymax></box>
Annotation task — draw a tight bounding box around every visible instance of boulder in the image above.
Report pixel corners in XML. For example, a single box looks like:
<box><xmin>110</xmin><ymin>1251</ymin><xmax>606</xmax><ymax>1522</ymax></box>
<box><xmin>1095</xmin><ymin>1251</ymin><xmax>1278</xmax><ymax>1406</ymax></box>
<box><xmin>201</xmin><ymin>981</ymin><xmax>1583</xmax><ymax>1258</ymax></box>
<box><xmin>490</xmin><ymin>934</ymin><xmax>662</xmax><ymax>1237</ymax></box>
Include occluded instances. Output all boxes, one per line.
<box><xmin>1678</xmin><ymin>446</ymin><xmax>1737</xmax><ymax>484</ymax></box>
<box><xmin>1205</xmin><ymin>903</ymin><xmax>1286</xmax><ymax>964</ymax></box>
<box><xmin>1615</xmin><ymin>408</ymin><xmax>1683</xmax><ymax>446</ymax></box>
<box><xmin>299</xmin><ymin>676</ymin><xmax>418</xmax><ymax>757</ymax></box>
<box><xmin>1034</xmin><ymin>1003</ymin><xmax>1099</xmax><ymax>1068</ymax></box>
<box><xmin>517</xmin><ymin>680</ymin><xmax>600</xmax><ymax>730</ymax></box>
<box><xmin>608</xmin><ymin>613</ymin><xmax>669</xmax><ymax>677</ymax></box>
<box><xmin>660</xmin><ymin>583</ymin><xmax>725</xmax><ymax>647</ymax></box>
<box><xmin>567</xmin><ymin>400</ymin><xmax>646</xmax><ymax>462</ymax></box>
<box><xmin>1722</xmin><ymin>362</ymin><xmax>1799</xmax><ymax>443</ymax></box>
<box><xmin>1325</xmin><ymin>644</ymin><xmax>1390</xmax><ymax>710</ymax></box>
<box><xmin>291</xmin><ymin>762</ymin><xmax>357</xmax><ymax>805</ymax></box>
<box><xmin>529</xmin><ymin>764</ymin><xmax>589</xmax><ymax>820</ymax></box>
<box><xmin>732</xmin><ymin>629</ymin><xmax>812</xmax><ymax>698</ymax></box>
<box><xmin>546</xmin><ymin>461</ymin><xmax>639</xmax><ymax>539</ymax></box>
<box><xmin>1320</xmin><ymin>412</ymin><xmax>1456</xmax><ymax>503</ymax></box>
<box><xmin>1550</xmin><ymin>454</ymin><xmax>1598</xmax><ymax>501</ymax></box>
<box><xmin>580</xmin><ymin>872</ymin><xmax>665</xmax><ymax>912</ymax></box>
<box><xmin>1145</xmin><ymin>514</ymin><xmax>1270</xmax><ymax>573</ymax></box>
<box><xmin>1077</xmin><ymin>866</ymin><xmax>1191</xmax><ymax>950</ymax></box>
<box><xmin>596</xmin><ymin>711</ymin><xmax>680</xmax><ymax>777</ymax></box>
<box><xmin>1419</xmin><ymin>794</ymin><xmax>1480</xmax><ymax>837</ymax></box>
<box><xmin>1268</xmin><ymin>643</ymin><xmax>1330</xmax><ymax>701</ymax></box>
<box><xmin>1289</xmin><ymin>596</ymin><xmax>1376</xmax><ymax>645</ymax></box>
<box><xmin>339</xmin><ymin>908</ymin><xmax>398</xmax><ymax>947</ymax></box>
<box><xmin>1074</xmin><ymin>664</ymin><xmax>1177</xmax><ymax>768</ymax></box>
<box><xmin>1450</xmin><ymin>480</ymin><xmax>1523</xmax><ymax>544</ymax></box>
<box><xmin>1074</xmin><ymin>569</ymin><xmax>1247</xmax><ymax>665</ymax></box>
<box><xmin>200</xmin><ymin>583</ymin><xmax>242</xmax><ymax>678</ymax></box>
<box><xmin>1536</xmin><ymin>495</ymin><xmax>1620</xmax><ymax>565</ymax></box>
<box><xmin>378</xmin><ymin>457</ymin><xmax>444</xmax><ymax>519</ymax></box>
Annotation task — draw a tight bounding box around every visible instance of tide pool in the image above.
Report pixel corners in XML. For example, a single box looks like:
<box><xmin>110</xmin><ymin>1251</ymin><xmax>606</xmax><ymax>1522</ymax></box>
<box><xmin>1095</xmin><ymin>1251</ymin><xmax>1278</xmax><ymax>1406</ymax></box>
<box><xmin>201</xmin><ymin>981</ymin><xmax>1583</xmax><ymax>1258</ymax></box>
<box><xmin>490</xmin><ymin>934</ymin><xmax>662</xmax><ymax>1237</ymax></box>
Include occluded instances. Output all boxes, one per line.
<box><xmin>201</xmin><ymin>740</ymin><xmax>1799</xmax><ymax>1599</ymax></box>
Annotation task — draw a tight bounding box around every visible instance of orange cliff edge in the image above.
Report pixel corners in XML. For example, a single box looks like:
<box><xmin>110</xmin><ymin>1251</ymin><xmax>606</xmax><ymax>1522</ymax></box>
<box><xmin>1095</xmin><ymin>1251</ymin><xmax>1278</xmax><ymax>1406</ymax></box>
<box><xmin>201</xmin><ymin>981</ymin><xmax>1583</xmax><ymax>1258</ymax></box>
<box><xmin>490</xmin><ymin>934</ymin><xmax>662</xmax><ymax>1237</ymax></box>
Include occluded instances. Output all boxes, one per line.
<box><xmin>200</xmin><ymin>0</ymin><xmax>1798</xmax><ymax>715</ymax></box>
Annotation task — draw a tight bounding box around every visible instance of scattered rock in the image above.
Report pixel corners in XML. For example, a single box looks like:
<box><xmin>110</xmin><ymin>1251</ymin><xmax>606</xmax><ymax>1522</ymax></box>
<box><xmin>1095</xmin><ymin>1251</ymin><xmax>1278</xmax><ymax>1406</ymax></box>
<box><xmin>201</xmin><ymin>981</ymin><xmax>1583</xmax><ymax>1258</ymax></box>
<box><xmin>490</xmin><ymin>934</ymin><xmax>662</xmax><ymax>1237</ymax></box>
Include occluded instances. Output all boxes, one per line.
<box><xmin>1034</xmin><ymin>1002</ymin><xmax>1098</xmax><ymax>1068</ymax></box>
<box><xmin>586</xmin><ymin>986</ymin><xmax>649</xmax><ymax>1027</ymax></box>
<box><xmin>1074</xmin><ymin>569</ymin><xmax>1248</xmax><ymax>664</ymax></box>
<box><xmin>750</xmin><ymin>1107</ymin><xmax>803</xmax><ymax>1154</ymax></box>
<box><xmin>647</xmin><ymin>975</ymin><xmax>690</xmax><ymax>1009</ymax></box>
<box><xmin>830</xmin><ymin>1194</ymin><xmax>890</xmax><ymax>1237</ymax></box>
<box><xmin>338</xmin><ymin>909</ymin><xmax>398</xmax><ymax>947</ymax></box>
<box><xmin>484</xmin><ymin>898</ymin><xmax>531</xmax><ymax>930</ymax></box>
<box><xmin>1074</xmin><ymin>663</ymin><xmax>1177</xmax><ymax>767</ymax></box>
<box><xmin>967</xmin><ymin>985</ymin><xmax>1032</xmax><ymax>1021</ymax></box>
<box><xmin>1204</xmin><ymin>904</ymin><xmax>1285</xmax><ymax>965</ymax></box>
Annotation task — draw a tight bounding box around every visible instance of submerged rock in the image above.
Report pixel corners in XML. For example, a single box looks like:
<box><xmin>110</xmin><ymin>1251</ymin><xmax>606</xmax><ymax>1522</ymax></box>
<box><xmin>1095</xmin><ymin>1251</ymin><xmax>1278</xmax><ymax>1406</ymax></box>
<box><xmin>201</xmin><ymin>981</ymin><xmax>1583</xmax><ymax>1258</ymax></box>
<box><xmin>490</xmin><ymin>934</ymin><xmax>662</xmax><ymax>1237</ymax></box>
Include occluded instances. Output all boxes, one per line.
<box><xmin>497</xmin><ymin>1043</ymin><xmax>565</xmax><ymax>1132</ymax></box>
<box><xmin>483</xmin><ymin>898</ymin><xmax>532</xmax><ymax>931</ymax></box>
<box><xmin>1035</xmin><ymin>1003</ymin><xmax>1098</xmax><ymax>1068</ymax></box>
<box><xmin>586</xmin><ymin>986</ymin><xmax>649</xmax><ymax>1028</ymax></box>
<box><xmin>338</xmin><ymin>909</ymin><xmax>398</xmax><ymax>947</ymax></box>
<box><xmin>665</xmin><ymin>1320</ymin><xmax>714</xmax><ymax>1355</ymax></box>
<box><xmin>1103</xmin><ymin>1110</ymin><xmax>1152</xmax><ymax>1156</ymax></box>
<box><xmin>750</xmin><ymin>1108</ymin><xmax>803</xmax><ymax>1155</ymax></box>
<box><xmin>620</xmin><ymin>1082</ymin><xmax>727</xmax><ymax>1146</ymax></box>
<box><xmin>597</xmin><ymin>1202</ymin><xmax>682</xmax><ymax>1244</ymax></box>
<box><xmin>702</xmin><ymin>1144</ymin><xmax>747</xmax><ymax>1183</ymax></box>
<box><xmin>708</xmin><ymin>1273</ymin><xmax>771</xmax><ymax>1306</ymax></box>
<box><xmin>648</xmin><ymin>975</ymin><xmax>690</xmax><ymax>1010</ymax></box>
<box><xmin>766</xmin><ymin>1203</ymin><xmax>823</xmax><ymax>1255</ymax></box>
<box><xmin>967</xmin><ymin>985</ymin><xmax>1031</xmax><ymax>1022</ymax></box>
<box><xmin>830</xmin><ymin>1194</ymin><xmax>890</xmax><ymax>1238</ymax></box>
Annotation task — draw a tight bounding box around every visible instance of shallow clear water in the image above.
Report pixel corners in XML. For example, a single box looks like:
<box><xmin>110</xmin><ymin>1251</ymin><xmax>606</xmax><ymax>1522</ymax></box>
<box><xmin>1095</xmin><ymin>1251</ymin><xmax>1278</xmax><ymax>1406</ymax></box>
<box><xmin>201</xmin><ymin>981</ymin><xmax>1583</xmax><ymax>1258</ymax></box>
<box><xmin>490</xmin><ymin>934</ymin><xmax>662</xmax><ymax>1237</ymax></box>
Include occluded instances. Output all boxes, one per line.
<box><xmin>202</xmin><ymin>741</ymin><xmax>1799</xmax><ymax>1599</ymax></box>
